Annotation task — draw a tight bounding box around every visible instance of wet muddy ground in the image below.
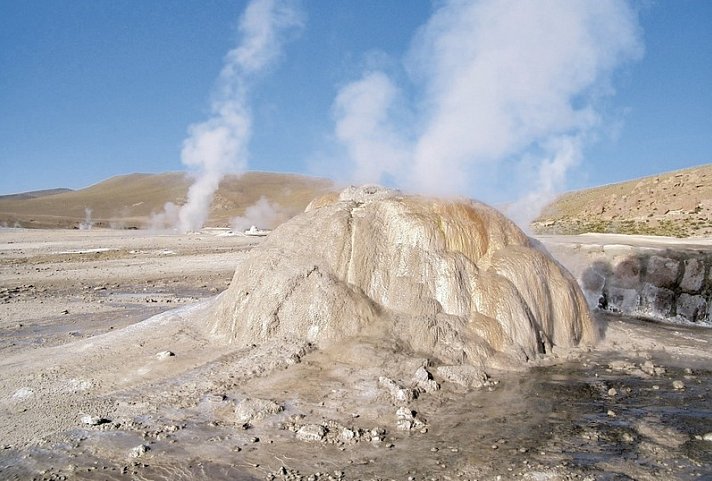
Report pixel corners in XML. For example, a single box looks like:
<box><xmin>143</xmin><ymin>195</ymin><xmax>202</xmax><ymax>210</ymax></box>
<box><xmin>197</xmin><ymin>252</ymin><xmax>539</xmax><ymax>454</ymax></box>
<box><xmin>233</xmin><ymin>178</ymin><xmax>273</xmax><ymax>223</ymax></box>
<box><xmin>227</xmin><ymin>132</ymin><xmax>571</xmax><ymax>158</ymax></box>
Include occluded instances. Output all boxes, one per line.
<box><xmin>1</xmin><ymin>229</ymin><xmax>711</xmax><ymax>481</ymax></box>
<box><xmin>2</xmin><ymin>343</ymin><xmax>710</xmax><ymax>481</ymax></box>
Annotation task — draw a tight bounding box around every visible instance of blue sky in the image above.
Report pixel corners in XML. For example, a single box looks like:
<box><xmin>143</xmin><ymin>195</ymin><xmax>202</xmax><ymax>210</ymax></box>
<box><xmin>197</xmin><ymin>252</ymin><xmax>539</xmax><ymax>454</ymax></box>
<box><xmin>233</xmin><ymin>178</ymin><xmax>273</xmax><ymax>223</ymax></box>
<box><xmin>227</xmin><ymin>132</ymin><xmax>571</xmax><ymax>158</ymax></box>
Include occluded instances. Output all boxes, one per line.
<box><xmin>1</xmin><ymin>0</ymin><xmax>710</xmax><ymax>201</ymax></box>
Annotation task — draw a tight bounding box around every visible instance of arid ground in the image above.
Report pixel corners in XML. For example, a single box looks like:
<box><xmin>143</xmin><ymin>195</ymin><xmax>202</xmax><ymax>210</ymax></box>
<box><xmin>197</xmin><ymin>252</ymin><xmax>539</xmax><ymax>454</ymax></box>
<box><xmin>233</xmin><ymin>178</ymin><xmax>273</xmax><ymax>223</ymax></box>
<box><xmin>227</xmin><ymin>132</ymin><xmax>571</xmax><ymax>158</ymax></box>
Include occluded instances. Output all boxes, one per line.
<box><xmin>1</xmin><ymin>228</ymin><xmax>711</xmax><ymax>481</ymax></box>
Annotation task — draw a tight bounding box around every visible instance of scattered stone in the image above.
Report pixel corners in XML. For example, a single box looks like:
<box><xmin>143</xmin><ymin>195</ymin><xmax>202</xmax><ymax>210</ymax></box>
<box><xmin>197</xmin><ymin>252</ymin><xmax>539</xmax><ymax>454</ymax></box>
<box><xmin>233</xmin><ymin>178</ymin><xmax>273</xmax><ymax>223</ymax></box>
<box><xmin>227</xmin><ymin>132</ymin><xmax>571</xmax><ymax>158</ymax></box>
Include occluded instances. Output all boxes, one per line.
<box><xmin>640</xmin><ymin>361</ymin><xmax>666</xmax><ymax>376</ymax></box>
<box><xmin>413</xmin><ymin>366</ymin><xmax>440</xmax><ymax>393</ymax></box>
<box><xmin>128</xmin><ymin>444</ymin><xmax>149</xmax><ymax>458</ymax></box>
<box><xmin>80</xmin><ymin>415</ymin><xmax>109</xmax><ymax>426</ymax></box>
<box><xmin>296</xmin><ymin>424</ymin><xmax>327</xmax><ymax>442</ymax></box>
<box><xmin>378</xmin><ymin>376</ymin><xmax>417</xmax><ymax>405</ymax></box>
<box><xmin>607</xmin><ymin>388</ymin><xmax>617</xmax><ymax>397</ymax></box>
<box><xmin>370</xmin><ymin>427</ymin><xmax>386</xmax><ymax>443</ymax></box>
<box><xmin>339</xmin><ymin>427</ymin><xmax>357</xmax><ymax>443</ymax></box>
<box><xmin>155</xmin><ymin>351</ymin><xmax>175</xmax><ymax>360</ymax></box>
<box><xmin>205</xmin><ymin>393</ymin><xmax>226</xmax><ymax>403</ymax></box>
<box><xmin>672</xmin><ymin>380</ymin><xmax>685</xmax><ymax>390</ymax></box>
<box><xmin>235</xmin><ymin>398</ymin><xmax>283</xmax><ymax>424</ymax></box>
<box><xmin>12</xmin><ymin>387</ymin><xmax>33</xmax><ymax>400</ymax></box>
<box><xmin>702</xmin><ymin>433</ymin><xmax>712</xmax><ymax>442</ymax></box>
<box><xmin>395</xmin><ymin>406</ymin><xmax>427</xmax><ymax>431</ymax></box>
<box><xmin>607</xmin><ymin>410</ymin><xmax>616</xmax><ymax>417</ymax></box>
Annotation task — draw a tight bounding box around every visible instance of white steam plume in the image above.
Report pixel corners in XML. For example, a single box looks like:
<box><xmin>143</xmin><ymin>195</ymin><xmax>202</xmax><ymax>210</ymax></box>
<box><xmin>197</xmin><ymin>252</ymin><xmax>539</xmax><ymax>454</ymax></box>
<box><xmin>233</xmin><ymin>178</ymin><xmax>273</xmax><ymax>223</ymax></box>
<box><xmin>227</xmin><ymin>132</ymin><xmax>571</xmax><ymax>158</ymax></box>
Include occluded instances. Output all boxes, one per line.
<box><xmin>231</xmin><ymin>195</ymin><xmax>289</xmax><ymax>231</ymax></box>
<box><xmin>333</xmin><ymin>72</ymin><xmax>408</xmax><ymax>185</ymax></box>
<box><xmin>332</xmin><ymin>0</ymin><xmax>642</xmax><ymax>227</ymax></box>
<box><xmin>177</xmin><ymin>0</ymin><xmax>303</xmax><ymax>233</ymax></box>
<box><xmin>148</xmin><ymin>201</ymin><xmax>180</xmax><ymax>231</ymax></box>
<box><xmin>79</xmin><ymin>207</ymin><xmax>93</xmax><ymax>230</ymax></box>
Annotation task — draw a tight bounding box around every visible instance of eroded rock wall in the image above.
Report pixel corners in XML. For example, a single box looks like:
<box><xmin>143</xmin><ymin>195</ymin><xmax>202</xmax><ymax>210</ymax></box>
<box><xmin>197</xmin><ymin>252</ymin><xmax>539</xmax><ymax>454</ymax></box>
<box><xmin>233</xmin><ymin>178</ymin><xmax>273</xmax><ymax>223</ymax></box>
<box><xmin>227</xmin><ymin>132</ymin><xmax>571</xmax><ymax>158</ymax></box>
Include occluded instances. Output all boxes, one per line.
<box><xmin>542</xmin><ymin>238</ymin><xmax>712</xmax><ymax>325</ymax></box>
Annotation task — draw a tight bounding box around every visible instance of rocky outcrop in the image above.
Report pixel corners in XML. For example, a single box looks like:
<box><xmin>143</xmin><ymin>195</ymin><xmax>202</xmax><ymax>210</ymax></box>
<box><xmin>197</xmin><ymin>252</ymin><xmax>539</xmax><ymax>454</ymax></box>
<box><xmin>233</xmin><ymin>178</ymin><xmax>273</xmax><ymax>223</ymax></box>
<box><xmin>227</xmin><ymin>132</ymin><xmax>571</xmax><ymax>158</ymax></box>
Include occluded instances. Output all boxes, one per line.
<box><xmin>207</xmin><ymin>186</ymin><xmax>597</xmax><ymax>368</ymax></box>
<box><xmin>543</xmin><ymin>237</ymin><xmax>712</xmax><ymax>325</ymax></box>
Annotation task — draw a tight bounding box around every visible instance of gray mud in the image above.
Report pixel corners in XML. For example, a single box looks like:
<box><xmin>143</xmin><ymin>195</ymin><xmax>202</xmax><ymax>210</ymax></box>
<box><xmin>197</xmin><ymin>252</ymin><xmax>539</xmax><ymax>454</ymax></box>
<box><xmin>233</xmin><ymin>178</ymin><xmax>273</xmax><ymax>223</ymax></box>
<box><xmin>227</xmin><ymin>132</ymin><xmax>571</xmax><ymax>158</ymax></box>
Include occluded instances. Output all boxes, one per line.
<box><xmin>2</xmin><ymin>322</ymin><xmax>711</xmax><ymax>481</ymax></box>
<box><xmin>1</xmin><ymin>230</ymin><xmax>711</xmax><ymax>481</ymax></box>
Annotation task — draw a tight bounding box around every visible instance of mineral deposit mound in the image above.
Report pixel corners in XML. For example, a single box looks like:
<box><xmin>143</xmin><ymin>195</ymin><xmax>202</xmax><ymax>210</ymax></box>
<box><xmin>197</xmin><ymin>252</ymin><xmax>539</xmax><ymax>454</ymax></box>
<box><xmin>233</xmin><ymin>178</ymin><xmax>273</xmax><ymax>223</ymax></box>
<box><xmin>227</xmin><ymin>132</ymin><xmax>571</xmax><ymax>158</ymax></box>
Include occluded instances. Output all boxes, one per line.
<box><xmin>210</xmin><ymin>186</ymin><xmax>597</xmax><ymax>368</ymax></box>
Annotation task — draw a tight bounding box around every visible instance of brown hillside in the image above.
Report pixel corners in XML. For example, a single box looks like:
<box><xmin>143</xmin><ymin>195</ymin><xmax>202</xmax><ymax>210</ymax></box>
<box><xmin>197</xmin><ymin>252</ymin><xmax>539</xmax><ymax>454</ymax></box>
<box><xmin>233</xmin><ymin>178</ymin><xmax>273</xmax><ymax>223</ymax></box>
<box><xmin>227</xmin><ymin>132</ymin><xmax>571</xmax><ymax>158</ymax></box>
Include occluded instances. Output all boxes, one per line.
<box><xmin>533</xmin><ymin>164</ymin><xmax>712</xmax><ymax>237</ymax></box>
<box><xmin>0</xmin><ymin>172</ymin><xmax>334</xmax><ymax>229</ymax></box>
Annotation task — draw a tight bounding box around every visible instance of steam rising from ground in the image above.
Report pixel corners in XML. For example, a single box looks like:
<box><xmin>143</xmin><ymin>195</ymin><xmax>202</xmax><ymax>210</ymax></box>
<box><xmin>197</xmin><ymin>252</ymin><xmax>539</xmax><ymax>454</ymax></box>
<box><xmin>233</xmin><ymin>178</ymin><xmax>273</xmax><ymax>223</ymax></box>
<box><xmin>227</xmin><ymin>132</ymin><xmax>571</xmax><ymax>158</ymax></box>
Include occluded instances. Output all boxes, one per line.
<box><xmin>231</xmin><ymin>195</ymin><xmax>289</xmax><ymax>231</ymax></box>
<box><xmin>175</xmin><ymin>0</ymin><xmax>302</xmax><ymax>233</ymax></box>
<box><xmin>333</xmin><ymin>0</ymin><xmax>642</xmax><ymax>228</ymax></box>
<box><xmin>79</xmin><ymin>208</ymin><xmax>93</xmax><ymax>231</ymax></box>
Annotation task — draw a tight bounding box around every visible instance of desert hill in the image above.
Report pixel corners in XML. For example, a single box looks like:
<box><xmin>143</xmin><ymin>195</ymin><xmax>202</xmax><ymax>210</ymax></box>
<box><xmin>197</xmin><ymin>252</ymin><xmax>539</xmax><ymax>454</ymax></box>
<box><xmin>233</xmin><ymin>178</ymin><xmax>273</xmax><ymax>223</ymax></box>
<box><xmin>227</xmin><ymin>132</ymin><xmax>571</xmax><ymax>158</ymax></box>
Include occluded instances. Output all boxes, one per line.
<box><xmin>0</xmin><ymin>172</ymin><xmax>333</xmax><ymax>229</ymax></box>
<box><xmin>0</xmin><ymin>188</ymin><xmax>74</xmax><ymax>201</ymax></box>
<box><xmin>533</xmin><ymin>163</ymin><xmax>712</xmax><ymax>237</ymax></box>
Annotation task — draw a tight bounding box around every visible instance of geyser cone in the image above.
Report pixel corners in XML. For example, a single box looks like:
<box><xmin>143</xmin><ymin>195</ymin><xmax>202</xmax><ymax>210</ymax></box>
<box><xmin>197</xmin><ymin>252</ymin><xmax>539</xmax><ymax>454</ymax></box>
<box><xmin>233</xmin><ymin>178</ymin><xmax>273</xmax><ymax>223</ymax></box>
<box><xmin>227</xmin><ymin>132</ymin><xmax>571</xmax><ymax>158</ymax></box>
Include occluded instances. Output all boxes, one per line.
<box><xmin>210</xmin><ymin>186</ymin><xmax>596</xmax><ymax>367</ymax></box>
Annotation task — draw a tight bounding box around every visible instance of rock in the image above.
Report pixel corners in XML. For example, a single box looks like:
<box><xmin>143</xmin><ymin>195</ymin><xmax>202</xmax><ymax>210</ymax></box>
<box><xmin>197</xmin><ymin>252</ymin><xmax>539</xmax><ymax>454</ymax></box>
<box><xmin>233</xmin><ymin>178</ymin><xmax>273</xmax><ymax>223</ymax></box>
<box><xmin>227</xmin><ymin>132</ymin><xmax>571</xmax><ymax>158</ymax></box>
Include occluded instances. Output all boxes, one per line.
<box><xmin>672</xmin><ymin>380</ymin><xmax>685</xmax><ymax>390</ymax></box>
<box><xmin>607</xmin><ymin>388</ymin><xmax>617</xmax><ymax>396</ymax></box>
<box><xmin>396</xmin><ymin>407</ymin><xmax>426</xmax><ymax>431</ymax></box>
<box><xmin>676</xmin><ymin>294</ymin><xmax>707</xmax><ymax>323</ymax></box>
<box><xmin>80</xmin><ymin>415</ymin><xmax>109</xmax><ymax>426</ymax></box>
<box><xmin>339</xmin><ymin>427</ymin><xmax>357</xmax><ymax>443</ymax></box>
<box><xmin>12</xmin><ymin>387</ymin><xmax>33</xmax><ymax>400</ymax></box>
<box><xmin>680</xmin><ymin>258</ymin><xmax>705</xmax><ymax>292</ymax></box>
<box><xmin>609</xmin><ymin>257</ymin><xmax>642</xmax><ymax>289</ymax></box>
<box><xmin>640</xmin><ymin>360</ymin><xmax>666</xmax><ymax>376</ymax></box>
<box><xmin>370</xmin><ymin>426</ymin><xmax>386</xmax><ymax>443</ymax></box>
<box><xmin>436</xmin><ymin>365</ymin><xmax>492</xmax><ymax>389</ymax></box>
<box><xmin>155</xmin><ymin>351</ymin><xmax>175</xmax><ymax>360</ymax></box>
<box><xmin>378</xmin><ymin>377</ymin><xmax>417</xmax><ymax>405</ymax></box>
<box><xmin>128</xmin><ymin>444</ymin><xmax>149</xmax><ymax>458</ymax></box>
<box><xmin>413</xmin><ymin>366</ymin><xmax>440</xmax><ymax>393</ymax></box>
<box><xmin>296</xmin><ymin>424</ymin><xmax>327</xmax><ymax>442</ymax></box>
<box><xmin>235</xmin><ymin>398</ymin><xmax>283</xmax><ymax>424</ymax></box>
<box><xmin>703</xmin><ymin>432</ymin><xmax>712</xmax><ymax>442</ymax></box>
<box><xmin>645</xmin><ymin>256</ymin><xmax>680</xmax><ymax>289</ymax></box>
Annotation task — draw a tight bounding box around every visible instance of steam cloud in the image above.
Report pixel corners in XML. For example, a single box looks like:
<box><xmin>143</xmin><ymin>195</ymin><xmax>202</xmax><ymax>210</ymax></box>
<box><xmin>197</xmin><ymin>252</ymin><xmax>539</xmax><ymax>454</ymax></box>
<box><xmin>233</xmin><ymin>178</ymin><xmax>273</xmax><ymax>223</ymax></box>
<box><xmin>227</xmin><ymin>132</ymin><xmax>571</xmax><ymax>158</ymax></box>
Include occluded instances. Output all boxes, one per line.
<box><xmin>231</xmin><ymin>195</ymin><xmax>289</xmax><ymax>231</ymax></box>
<box><xmin>332</xmin><ymin>0</ymin><xmax>642</xmax><ymax>228</ymax></box>
<box><xmin>79</xmin><ymin>207</ymin><xmax>93</xmax><ymax>231</ymax></box>
<box><xmin>176</xmin><ymin>0</ymin><xmax>303</xmax><ymax>233</ymax></box>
